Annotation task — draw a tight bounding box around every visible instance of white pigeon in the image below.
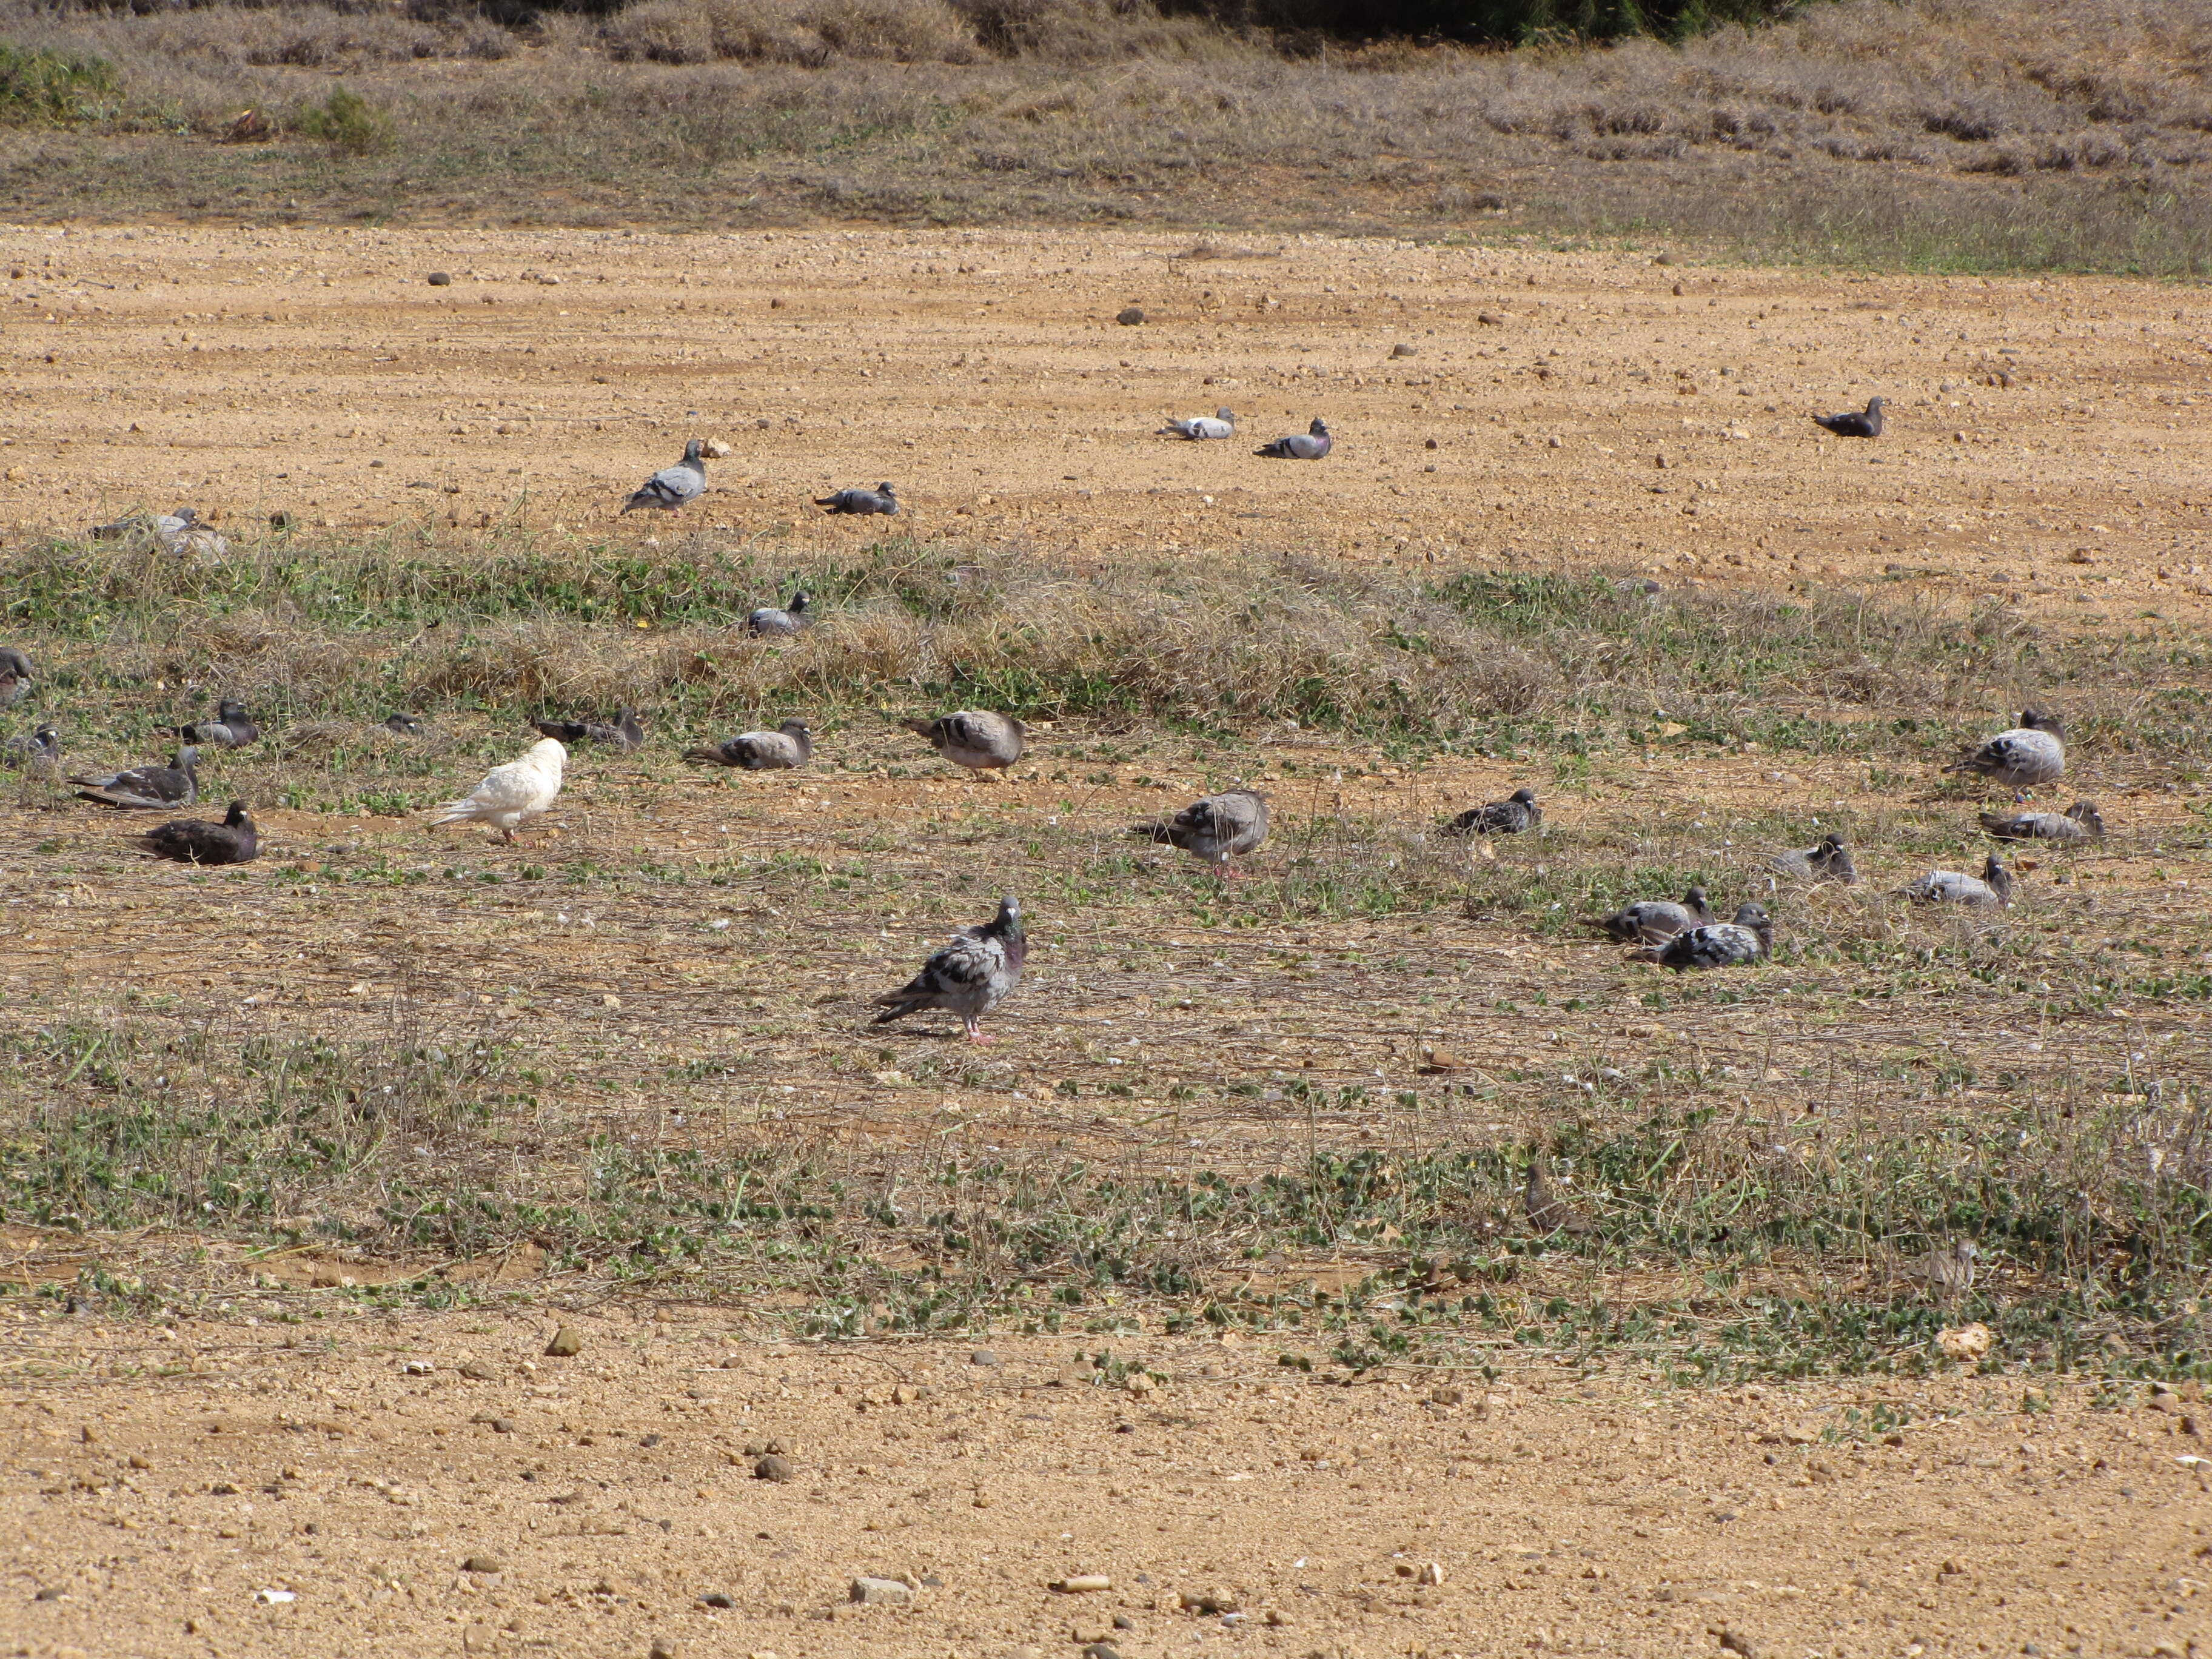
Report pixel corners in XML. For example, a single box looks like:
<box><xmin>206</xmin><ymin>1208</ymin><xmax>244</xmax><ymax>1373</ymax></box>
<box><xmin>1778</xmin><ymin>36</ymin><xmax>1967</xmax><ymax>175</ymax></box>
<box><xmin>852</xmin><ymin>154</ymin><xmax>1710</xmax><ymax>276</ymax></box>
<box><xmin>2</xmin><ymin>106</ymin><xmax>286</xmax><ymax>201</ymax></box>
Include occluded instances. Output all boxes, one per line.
<box><xmin>431</xmin><ymin>738</ymin><xmax>566</xmax><ymax>842</ymax></box>
<box><xmin>1158</xmin><ymin>407</ymin><xmax>1235</xmax><ymax>440</ymax></box>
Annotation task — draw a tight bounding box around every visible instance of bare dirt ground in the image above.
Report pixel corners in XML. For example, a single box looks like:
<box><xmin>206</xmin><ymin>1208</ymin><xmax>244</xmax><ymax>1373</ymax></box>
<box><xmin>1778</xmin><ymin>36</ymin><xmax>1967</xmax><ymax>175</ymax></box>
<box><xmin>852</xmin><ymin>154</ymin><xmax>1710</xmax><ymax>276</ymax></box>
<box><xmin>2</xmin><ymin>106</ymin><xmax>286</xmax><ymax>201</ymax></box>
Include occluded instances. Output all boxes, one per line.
<box><xmin>4</xmin><ymin>226</ymin><xmax>2211</xmax><ymax>1658</ymax></box>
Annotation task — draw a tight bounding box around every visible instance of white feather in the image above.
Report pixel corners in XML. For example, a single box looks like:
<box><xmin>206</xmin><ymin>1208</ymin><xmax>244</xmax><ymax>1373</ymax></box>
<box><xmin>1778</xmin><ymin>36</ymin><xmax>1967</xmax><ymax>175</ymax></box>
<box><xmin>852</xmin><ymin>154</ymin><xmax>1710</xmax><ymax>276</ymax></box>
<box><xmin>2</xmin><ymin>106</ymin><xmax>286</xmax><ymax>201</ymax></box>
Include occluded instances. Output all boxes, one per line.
<box><xmin>432</xmin><ymin>738</ymin><xmax>566</xmax><ymax>836</ymax></box>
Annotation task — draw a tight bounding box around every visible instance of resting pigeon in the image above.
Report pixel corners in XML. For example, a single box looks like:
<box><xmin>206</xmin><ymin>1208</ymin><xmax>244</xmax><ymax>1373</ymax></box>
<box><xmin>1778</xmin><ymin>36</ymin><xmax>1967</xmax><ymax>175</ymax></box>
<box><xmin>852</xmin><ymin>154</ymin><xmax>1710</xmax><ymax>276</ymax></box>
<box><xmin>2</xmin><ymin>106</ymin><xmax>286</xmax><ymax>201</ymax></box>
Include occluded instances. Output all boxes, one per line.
<box><xmin>746</xmin><ymin>591</ymin><xmax>813</xmax><ymax>638</ymax></box>
<box><xmin>1812</xmin><ymin>396</ymin><xmax>1884</xmax><ymax>438</ymax></box>
<box><xmin>0</xmin><ymin>646</ymin><xmax>30</xmax><ymax>706</ymax></box>
<box><xmin>142</xmin><ymin>799</ymin><xmax>258</xmax><ymax>866</ymax></box>
<box><xmin>1443</xmin><ymin>787</ymin><xmax>1540</xmax><ymax>836</ymax></box>
<box><xmin>431</xmin><ymin>737</ymin><xmax>565</xmax><ymax>842</ymax></box>
<box><xmin>1771</xmin><ymin>833</ymin><xmax>1858</xmax><ymax>883</ymax></box>
<box><xmin>1523</xmin><ymin>1153</ymin><xmax>1594</xmax><ymax>1237</ymax></box>
<box><xmin>385</xmin><ymin>713</ymin><xmax>426</xmax><ymax>736</ymax></box>
<box><xmin>873</xmin><ymin>894</ymin><xmax>1026</xmax><ymax>1042</ymax></box>
<box><xmin>1981</xmin><ymin>799</ymin><xmax>2103</xmax><ymax>842</ymax></box>
<box><xmin>901</xmin><ymin>710</ymin><xmax>1026</xmax><ymax>773</ymax></box>
<box><xmin>1650</xmin><ymin>902</ymin><xmax>1772</xmax><ymax>970</ymax></box>
<box><xmin>620</xmin><ymin>440</ymin><xmax>706</xmax><ymax>514</ymax></box>
<box><xmin>1954</xmin><ymin>709</ymin><xmax>2065</xmax><ymax>793</ymax></box>
<box><xmin>1584</xmin><ymin>886</ymin><xmax>1712</xmax><ymax>945</ymax></box>
<box><xmin>1158</xmin><ymin>407</ymin><xmax>1235</xmax><ymax>440</ymax></box>
<box><xmin>1255</xmin><ymin>417</ymin><xmax>1331</xmax><ymax>460</ymax></box>
<box><xmin>1903</xmin><ymin>853</ymin><xmax>2013</xmax><ymax>907</ymax></box>
<box><xmin>2</xmin><ymin>723</ymin><xmax>60</xmax><ymax>769</ymax></box>
<box><xmin>815</xmin><ymin>483</ymin><xmax>897</xmax><ymax>515</ymax></box>
<box><xmin>72</xmin><ymin>746</ymin><xmax>199</xmax><ymax>810</ymax></box>
<box><xmin>1901</xmin><ymin>1238</ymin><xmax>1978</xmax><ymax>1304</ymax></box>
<box><xmin>685</xmin><ymin>719</ymin><xmax>811</xmax><ymax>770</ymax></box>
<box><xmin>90</xmin><ymin>506</ymin><xmax>227</xmax><ymax>555</ymax></box>
<box><xmin>179</xmin><ymin>699</ymin><xmax>261</xmax><ymax>748</ymax></box>
<box><xmin>1132</xmin><ymin>789</ymin><xmax>1270</xmax><ymax>874</ymax></box>
<box><xmin>532</xmin><ymin>708</ymin><xmax>643</xmax><ymax>751</ymax></box>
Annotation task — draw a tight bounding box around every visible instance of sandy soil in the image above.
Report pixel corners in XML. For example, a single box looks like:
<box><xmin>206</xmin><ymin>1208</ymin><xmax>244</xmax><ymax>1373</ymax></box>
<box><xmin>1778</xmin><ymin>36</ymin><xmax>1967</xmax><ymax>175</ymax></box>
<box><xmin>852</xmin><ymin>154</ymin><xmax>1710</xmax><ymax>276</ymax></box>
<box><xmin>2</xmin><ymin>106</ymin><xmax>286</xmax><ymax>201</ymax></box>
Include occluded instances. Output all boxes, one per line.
<box><xmin>0</xmin><ymin>224</ymin><xmax>2205</xmax><ymax>628</ymax></box>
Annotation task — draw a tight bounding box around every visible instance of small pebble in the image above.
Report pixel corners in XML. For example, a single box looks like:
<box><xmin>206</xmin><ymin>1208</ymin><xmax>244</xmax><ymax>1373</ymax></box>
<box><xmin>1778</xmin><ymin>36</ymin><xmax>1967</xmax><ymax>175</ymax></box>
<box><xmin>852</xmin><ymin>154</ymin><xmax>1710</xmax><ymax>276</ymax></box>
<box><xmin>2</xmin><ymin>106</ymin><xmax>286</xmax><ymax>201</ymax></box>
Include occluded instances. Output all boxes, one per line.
<box><xmin>427</xmin><ymin>271</ymin><xmax>452</xmax><ymax>286</ymax></box>
<box><xmin>849</xmin><ymin>1577</ymin><xmax>914</xmax><ymax>1606</ymax></box>
<box><xmin>1390</xmin><ymin>343</ymin><xmax>1416</xmax><ymax>358</ymax></box>
<box><xmin>1116</xmin><ymin>306</ymin><xmax>1144</xmax><ymax>326</ymax></box>
<box><xmin>699</xmin><ymin>1592</ymin><xmax>736</xmax><ymax>1609</ymax></box>
<box><xmin>461</xmin><ymin>1555</ymin><xmax>502</xmax><ymax>1575</ymax></box>
<box><xmin>754</xmin><ymin>1453</ymin><xmax>796</xmax><ymax>1483</ymax></box>
<box><xmin>544</xmin><ymin>1327</ymin><xmax>581</xmax><ymax>1357</ymax></box>
<box><xmin>970</xmin><ymin>1349</ymin><xmax>999</xmax><ymax>1367</ymax></box>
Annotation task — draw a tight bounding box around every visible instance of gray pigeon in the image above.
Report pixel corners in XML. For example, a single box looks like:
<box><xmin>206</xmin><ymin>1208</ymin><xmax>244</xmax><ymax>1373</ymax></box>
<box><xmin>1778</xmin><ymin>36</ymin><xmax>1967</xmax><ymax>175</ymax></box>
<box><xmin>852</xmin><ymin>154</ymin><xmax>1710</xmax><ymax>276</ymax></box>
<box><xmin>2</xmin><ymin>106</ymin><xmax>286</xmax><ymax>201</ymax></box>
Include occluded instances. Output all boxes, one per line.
<box><xmin>685</xmin><ymin>719</ymin><xmax>811</xmax><ymax>770</ymax></box>
<box><xmin>72</xmin><ymin>746</ymin><xmax>199</xmax><ymax>810</ymax></box>
<box><xmin>90</xmin><ymin>507</ymin><xmax>227</xmax><ymax>555</ymax></box>
<box><xmin>1900</xmin><ymin>1238</ymin><xmax>1978</xmax><ymax>1305</ymax></box>
<box><xmin>532</xmin><ymin>708</ymin><xmax>643</xmax><ymax>751</ymax></box>
<box><xmin>385</xmin><ymin>713</ymin><xmax>426</xmax><ymax>736</ymax></box>
<box><xmin>0</xmin><ymin>646</ymin><xmax>30</xmax><ymax>707</ymax></box>
<box><xmin>873</xmin><ymin>895</ymin><xmax>1027</xmax><ymax>1042</ymax></box>
<box><xmin>1585</xmin><ymin>886</ymin><xmax>1712</xmax><ymax>945</ymax></box>
<box><xmin>1444</xmin><ymin>787</ymin><xmax>1540</xmax><ymax>836</ymax></box>
<box><xmin>1771</xmin><ymin>833</ymin><xmax>1858</xmax><ymax>883</ymax></box>
<box><xmin>1159</xmin><ymin>407</ymin><xmax>1235</xmax><ymax>440</ymax></box>
<box><xmin>1903</xmin><ymin>854</ymin><xmax>2013</xmax><ymax>907</ymax></box>
<box><xmin>1523</xmin><ymin>1153</ymin><xmax>1593</xmax><ymax>1237</ymax></box>
<box><xmin>2</xmin><ymin>723</ymin><xmax>59</xmax><ymax>769</ymax></box>
<box><xmin>815</xmin><ymin>483</ymin><xmax>897</xmax><ymax>515</ymax></box>
<box><xmin>1132</xmin><ymin>789</ymin><xmax>1270</xmax><ymax>874</ymax></box>
<box><xmin>1256</xmin><ymin>417</ymin><xmax>1331</xmax><ymax>460</ymax></box>
<box><xmin>620</xmin><ymin>440</ymin><xmax>706</xmax><ymax>513</ymax></box>
<box><xmin>141</xmin><ymin>799</ymin><xmax>258</xmax><ymax>866</ymax></box>
<box><xmin>1650</xmin><ymin>902</ymin><xmax>1772</xmax><ymax>970</ymax></box>
<box><xmin>746</xmin><ymin>591</ymin><xmax>813</xmax><ymax>638</ymax></box>
<box><xmin>1981</xmin><ymin>800</ymin><xmax>2103</xmax><ymax>843</ymax></box>
<box><xmin>1954</xmin><ymin>709</ymin><xmax>2065</xmax><ymax>793</ymax></box>
<box><xmin>901</xmin><ymin>710</ymin><xmax>1026</xmax><ymax>773</ymax></box>
<box><xmin>1812</xmin><ymin>396</ymin><xmax>1884</xmax><ymax>438</ymax></box>
<box><xmin>179</xmin><ymin>699</ymin><xmax>260</xmax><ymax>748</ymax></box>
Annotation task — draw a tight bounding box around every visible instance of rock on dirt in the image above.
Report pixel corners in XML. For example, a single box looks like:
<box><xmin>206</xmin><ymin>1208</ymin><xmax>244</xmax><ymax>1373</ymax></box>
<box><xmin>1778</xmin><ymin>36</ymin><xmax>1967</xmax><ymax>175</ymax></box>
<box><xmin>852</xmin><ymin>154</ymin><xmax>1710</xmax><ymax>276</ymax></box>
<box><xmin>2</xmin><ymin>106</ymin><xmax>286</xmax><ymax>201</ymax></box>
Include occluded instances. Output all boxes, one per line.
<box><xmin>544</xmin><ymin>1327</ymin><xmax>581</xmax><ymax>1356</ymax></box>
<box><xmin>1116</xmin><ymin>306</ymin><xmax>1144</xmax><ymax>326</ymax></box>
<box><xmin>755</xmin><ymin>1453</ymin><xmax>796</xmax><ymax>1482</ymax></box>
<box><xmin>850</xmin><ymin>1577</ymin><xmax>914</xmax><ymax>1605</ymax></box>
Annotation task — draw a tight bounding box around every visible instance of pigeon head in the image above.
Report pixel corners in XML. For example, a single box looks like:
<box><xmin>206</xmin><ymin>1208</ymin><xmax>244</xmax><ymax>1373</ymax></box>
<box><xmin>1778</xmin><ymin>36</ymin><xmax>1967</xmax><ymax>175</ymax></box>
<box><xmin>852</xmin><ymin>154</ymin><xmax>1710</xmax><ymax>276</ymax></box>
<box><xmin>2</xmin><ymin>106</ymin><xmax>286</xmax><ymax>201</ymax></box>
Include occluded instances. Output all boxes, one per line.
<box><xmin>1509</xmin><ymin>787</ymin><xmax>1537</xmax><ymax>805</ymax></box>
<box><xmin>788</xmin><ymin>591</ymin><xmax>812</xmax><ymax>614</ymax></box>
<box><xmin>779</xmin><ymin>719</ymin><xmax>810</xmax><ymax>737</ymax></box>
<box><xmin>1982</xmin><ymin>854</ymin><xmax>2013</xmax><ymax>899</ymax></box>
<box><xmin>2019</xmin><ymin>707</ymin><xmax>2063</xmax><ymax>737</ymax></box>
<box><xmin>876</xmin><ymin>483</ymin><xmax>897</xmax><ymax>497</ymax></box>
<box><xmin>2065</xmin><ymin>800</ymin><xmax>2103</xmax><ymax>832</ymax></box>
<box><xmin>1309</xmin><ymin>418</ymin><xmax>1329</xmax><ymax>436</ymax></box>
<box><xmin>526</xmin><ymin>737</ymin><xmax>568</xmax><ymax>768</ymax></box>
<box><xmin>386</xmin><ymin>712</ymin><xmax>424</xmax><ymax>734</ymax></box>
<box><xmin>218</xmin><ymin>698</ymin><xmax>250</xmax><ymax>720</ymax></box>
<box><xmin>224</xmin><ymin>799</ymin><xmax>252</xmax><ymax>827</ymax></box>
<box><xmin>1683</xmin><ymin>885</ymin><xmax>1709</xmax><ymax>909</ymax></box>
<box><xmin>990</xmin><ymin>894</ymin><xmax>1023</xmax><ymax>934</ymax></box>
<box><xmin>1215</xmin><ymin>407</ymin><xmax>1235</xmax><ymax>422</ymax></box>
<box><xmin>683</xmin><ymin>439</ymin><xmax>705</xmax><ymax>466</ymax></box>
<box><xmin>1865</xmin><ymin>397</ymin><xmax>1885</xmax><ymax>414</ymax></box>
<box><xmin>1820</xmin><ymin>833</ymin><xmax>1847</xmax><ymax>851</ymax></box>
<box><xmin>1731</xmin><ymin>903</ymin><xmax>1773</xmax><ymax>946</ymax></box>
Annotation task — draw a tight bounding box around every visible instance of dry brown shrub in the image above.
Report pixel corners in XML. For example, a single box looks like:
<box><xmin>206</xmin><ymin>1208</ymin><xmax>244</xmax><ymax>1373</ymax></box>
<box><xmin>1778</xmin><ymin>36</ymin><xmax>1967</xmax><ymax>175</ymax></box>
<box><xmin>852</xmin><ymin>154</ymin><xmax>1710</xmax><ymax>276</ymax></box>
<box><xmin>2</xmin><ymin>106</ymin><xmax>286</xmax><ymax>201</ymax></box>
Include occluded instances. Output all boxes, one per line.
<box><xmin>602</xmin><ymin>0</ymin><xmax>975</xmax><ymax>64</ymax></box>
<box><xmin>411</xmin><ymin>618</ymin><xmax>657</xmax><ymax>706</ymax></box>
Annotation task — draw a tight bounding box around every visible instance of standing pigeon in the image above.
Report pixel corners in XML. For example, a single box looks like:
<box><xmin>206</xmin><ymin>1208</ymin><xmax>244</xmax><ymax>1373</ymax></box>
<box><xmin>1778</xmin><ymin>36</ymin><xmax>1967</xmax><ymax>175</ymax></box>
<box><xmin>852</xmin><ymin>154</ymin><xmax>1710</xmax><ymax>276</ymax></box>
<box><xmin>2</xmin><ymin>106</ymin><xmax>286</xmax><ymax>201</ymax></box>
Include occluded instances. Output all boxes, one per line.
<box><xmin>1771</xmin><ymin>833</ymin><xmax>1858</xmax><ymax>883</ymax></box>
<box><xmin>685</xmin><ymin>719</ymin><xmax>811</xmax><ymax>770</ymax></box>
<box><xmin>1812</xmin><ymin>396</ymin><xmax>1884</xmax><ymax>438</ymax></box>
<box><xmin>1443</xmin><ymin>787</ymin><xmax>1540</xmax><ymax>836</ymax></box>
<box><xmin>141</xmin><ymin>799</ymin><xmax>258</xmax><ymax>866</ymax></box>
<box><xmin>71</xmin><ymin>746</ymin><xmax>198</xmax><ymax>810</ymax></box>
<box><xmin>1255</xmin><ymin>417</ymin><xmax>1331</xmax><ymax>460</ymax></box>
<box><xmin>179</xmin><ymin>699</ymin><xmax>261</xmax><ymax>748</ymax></box>
<box><xmin>1132</xmin><ymin>789</ymin><xmax>1270</xmax><ymax>874</ymax></box>
<box><xmin>1523</xmin><ymin>1153</ymin><xmax>1593</xmax><ymax>1237</ymax></box>
<box><xmin>1954</xmin><ymin>709</ymin><xmax>2065</xmax><ymax>793</ymax></box>
<box><xmin>873</xmin><ymin>895</ymin><xmax>1027</xmax><ymax>1042</ymax></box>
<box><xmin>1158</xmin><ymin>407</ymin><xmax>1235</xmax><ymax>440</ymax></box>
<box><xmin>532</xmin><ymin>708</ymin><xmax>643</xmax><ymax>751</ymax></box>
<box><xmin>1903</xmin><ymin>854</ymin><xmax>2013</xmax><ymax>907</ymax></box>
<box><xmin>746</xmin><ymin>592</ymin><xmax>813</xmax><ymax>638</ymax></box>
<box><xmin>1981</xmin><ymin>800</ymin><xmax>2103</xmax><ymax>842</ymax></box>
<box><xmin>815</xmin><ymin>483</ymin><xmax>897</xmax><ymax>515</ymax></box>
<box><xmin>620</xmin><ymin>440</ymin><xmax>706</xmax><ymax>514</ymax></box>
<box><xmin>0</xmin><ymin>646</ymin><xmax>31</xmax><ymax>707</ymax></box>
<box><xmin>1584</xmin><ymin>886</ymin><xmax>1712</xmax><ymax>945</ymax></box>
<box><xmin>901</xmin><ymin>711</ymin><xmax>1026</xmax><ymax>773</ymax></box>
<box><xmin>1650</xmin><ymin>902</ymin><xmax>1772</xmax><ymax>970</ymax></box>
<box><xmin>431</xmin><ymin>737</ymin><xmax>565</xmax><ymax>843</ymax></box>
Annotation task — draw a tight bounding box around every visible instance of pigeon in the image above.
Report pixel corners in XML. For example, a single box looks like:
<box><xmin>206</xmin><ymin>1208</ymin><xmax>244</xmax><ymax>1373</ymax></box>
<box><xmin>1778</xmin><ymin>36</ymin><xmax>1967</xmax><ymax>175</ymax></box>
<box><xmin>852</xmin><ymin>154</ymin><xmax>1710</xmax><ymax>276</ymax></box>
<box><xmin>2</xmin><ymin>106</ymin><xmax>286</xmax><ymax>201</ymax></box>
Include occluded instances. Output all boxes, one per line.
<box><xmin>179</xmin><ymin>699</ymin><xmax>261</xmax><ymax>748</ymax></box>
<box><xmin>1131</xmin><ymin>789</ymin><xmax>1270</xmax><ymax>874</ymax></box>
<box><xmin>1523</xmin><ymin>1153</ymin><xmax>1594</xmax><ymax>1237</ymax></box>
<box><xmin>1443</xmin><ymin>787</ymin><xmax>1540</xmax><ymax>836</ymax></box>
<box><xmin>901</xmin><ymin>710</ymin><xmax>1027</xmax><ymax>773</ymax></box>
<box><xmin>1954</xmin><ymin>708</ymin><xmax>2065</xmax><ymax>793</ymax></box>
<box><xmin>532</xmin><ymin>708</ymin><xmax>643</xmax><ymax>751</ymax></box>
<box><xmin>1903</xmin><ymin>853</ymin><xmax>2013</xmax><ymax>907</ymax></box>
<box><xmin>384</xmin><ymin>713</ymin><xmax>426</xmax><ymax>736</ymax></box>
<box><xmin>1771</xmin><ymin>833</ymin><xmax>1858</xmax><ymax>883</ymax></box>
<box><xmin>72</xmin><ymin>746</ymin><xmax>199</xmax><ymax>810</ymax></box>
<box><xmin>1981</xmin><ymin>799</ymin><xmax>2103</xmax><ymax>843</ymax></box>
<box><xmin>815</xmin><ymin>483</ymin><xmax>898</xmax><ymax>515</ymax></box>
<box><xmin>746</xmin><ymin>591</ymin><xmax>813</xmax><ymax>638</ymax></box>
<box><xmin>1812</xmin><ymin>396</ymin><xmax>1885</xmax><ymax>438</ymax></box>
<box><xmin>1158</xmin><ymin>407</ymin><xmax>1235</xmax><ymax>440</ymax></box>
<box><xmin>1255</xmin><ymin>417</ymin><xmax>1331</xmax><ymax>460</ymax></box>
<box><xmin>431</xmin><ymin>737</ymin><xmax>565</xmax><ymax>842</ymax></box>
<box><xmin>141</xmin><ymin>799</ymin><xmax>258</xmax><ymax>865</ymax></box>
<box><xmin>620</xmin><ymin>439</ymin><xmax>706</xmax><ymax>513</ymax></box>
<box><xmin>873</xmin><ymin>894</ymin><xmax>1027</xmax><ymax>1042</ymax></box>
<box><xmin>1901</xmin><ymin>1238</ymin><xmax>1978</xmax><ymax>1305</ymax></box>
<box><xmin>2</xmin><ymin>724</ymin><xmax>59</xmax><ymax>769</ymax></box>
<box><xmin>1584</xmin><ymin>886</ymin><xmax>1712</xmax><ymax>945</ymax></box>
<box><xmin>685</xmin><ymin>719</ymin><xmax>811</xmax><ymax>770</ymax></box>
<box><xmin>0</xmin><ymin>646</ymin><xmax>30</xmax><ymax>706</ymax></box>
<box><xmin>90</xmin><ymin>506</ymin><xmax>227</xmax><ymax>555</ymax></box>
<box><xmin>1650</xmin><ymin>902</ymin><xmax>1772</xmax><ymax>970</ymax></box>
